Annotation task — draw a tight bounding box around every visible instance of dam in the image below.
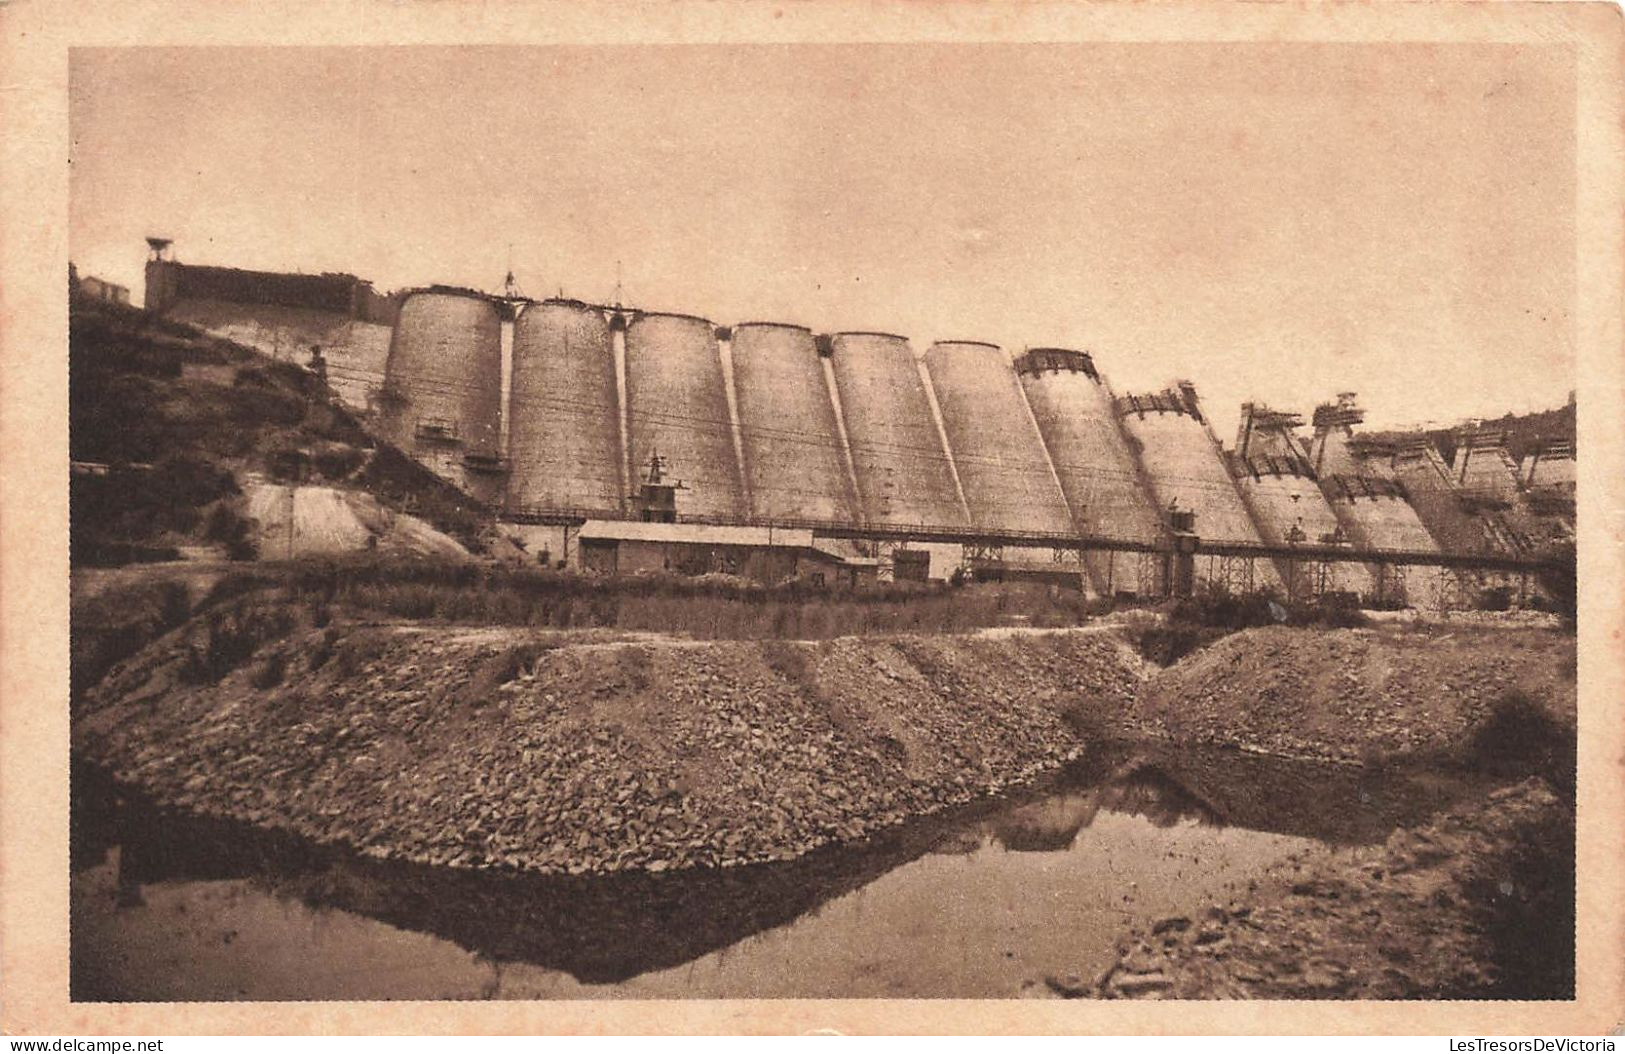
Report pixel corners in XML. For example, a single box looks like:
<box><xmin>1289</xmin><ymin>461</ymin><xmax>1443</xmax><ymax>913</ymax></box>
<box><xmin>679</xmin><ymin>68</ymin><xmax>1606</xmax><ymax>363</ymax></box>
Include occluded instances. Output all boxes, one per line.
<box><xmin>141</xmin><ymin>250</ymin><xmax>1572</xmax><ymax>602</ymax></box>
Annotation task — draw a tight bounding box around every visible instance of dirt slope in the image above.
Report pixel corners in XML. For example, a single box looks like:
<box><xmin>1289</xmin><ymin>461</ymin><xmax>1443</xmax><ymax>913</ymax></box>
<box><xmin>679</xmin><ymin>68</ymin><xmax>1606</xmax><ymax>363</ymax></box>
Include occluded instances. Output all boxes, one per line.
<box><xmin>242</xmin><ymin>478</ymin><xmax>467</xmax><ymax>559</ymax></box>
<box><xmin>1069</xmin><ymin>778</ymin><xmax>1572</xmax><ymax>999</ymax></box>
<box><xmin>1126</xmin><ymin>625</ymin><xmax>1575</xmax><ymax>762</ymax></box>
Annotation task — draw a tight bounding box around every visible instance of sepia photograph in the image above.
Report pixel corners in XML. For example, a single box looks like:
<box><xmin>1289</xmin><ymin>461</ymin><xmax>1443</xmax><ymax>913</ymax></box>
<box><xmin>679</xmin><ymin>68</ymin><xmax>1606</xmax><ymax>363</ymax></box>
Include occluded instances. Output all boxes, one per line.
<box><xmin>5</xmin><ymin>0</ymin><xmax>1623</xmax><ymax>1037</ymax></box>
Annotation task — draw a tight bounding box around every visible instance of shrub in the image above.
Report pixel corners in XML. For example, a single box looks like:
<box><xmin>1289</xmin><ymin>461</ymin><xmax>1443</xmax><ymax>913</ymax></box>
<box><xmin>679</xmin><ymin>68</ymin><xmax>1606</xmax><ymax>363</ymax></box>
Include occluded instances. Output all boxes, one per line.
<box><xmin>1168</xmin><ymin>589</ymin><xmax>1279</xmax><ymax>632</ymax></box>
<box><xmin>179</xmin><ymin>603</ymin><xmax>295</xmax><ymax>684</ymax></box>
<box><xmin>1467</xmin><ymin>689</ymin><xmax>1575</xmax><ymax>794</ymax></box>
<box><xmin>250</xmin><ymin>651</ymin><xmax>289</xmax><ymax>689</ymax></box>
<box><xmin>1535</xmin><ymin>543</ymin><xmax>1577</xmax><ymax>630</ymax></box>
<box><xmin>616</xmin><ymin>646</ymin><xmax>652</xmax><ymax>692</ymax></box>
<box><xmin>326</xmin><ymin>630</ymin><xmax>391</xmax><ymax>680</ymax></box>
<box><xmin>306</xmin><ymin>627</ymin><xmax>340</xmax><ymax>672</ymax></box>
<box><xmin>1124</xmin><ymin>584</ymin><xmax>1368</xmax><ymax>665</ymax></box>
<box><xmin>1059</xmin><ymin>698</ymin><xmax>1112</xmax><ymax>743</ymax></box>
<box><xmin>311</xmin><ymin>445</ymin><xmax>367</xmax><ymax>481</ymax></box>
<box><xmin>1303</xmin><ymin>591</ymin><xmax>1368</xmax><ymax>629</ymax></box>
<box><xmin>452</xmin><ymin>641</ymin><xmax>559</xmax><ymax>708</ymax></box>
<box><xmin>70</xmin><ymin>580</ymin><xmax>195</xmax><ymax>697</ymax></box>
<box><xmin>1129</xmin><ymin>622</ymin><xmax>1222</xmax><ymax>666</ymax></box>
<box><xmin>161</xmin><ymin>555</ymin><xmax>1124</xmax><ymax>641</ymax></box>
<box><xmin>759</xmin><ymin>639</ymin><xmax>810</xmax><ymax>685</ymax></box>
<box><xmin>203</xmin><ymin>502</ymin><xmax>259</xmax><ymax>561</ymax></box>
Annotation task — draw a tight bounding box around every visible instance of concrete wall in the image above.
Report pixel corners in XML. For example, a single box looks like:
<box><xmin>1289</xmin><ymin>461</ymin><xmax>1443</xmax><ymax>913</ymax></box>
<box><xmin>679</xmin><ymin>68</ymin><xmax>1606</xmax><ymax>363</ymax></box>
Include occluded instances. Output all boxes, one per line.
<box><xmin>378</xmin><ymin>289</ymin><xmax>504</xmax><ymax>501</ymax></box>
<box><xmin>144</xmin><ymin>260</ymin><xmax>1561</xmax><ymax>603</ymax></box>
<box><xmin>623</xmin><ymin>313</ymin><xmax>745</xmax><ymax>521</ymax></box>
<box><xmin>1523</xmin><ymin>452</ymin><xmax>1577</xmax><ymax>491</ymax></box>
<box><xmin>1389</xmin><ymin>447</ymin><xmax>1500</xmax><ymax>554</ymax></box>
<box><xmin>147</xmin><ymin>259</ymin><xmax>363</xmax><ymax>316</ymax></box>
<box><xmin>730</xmin><ymin>323</ymin><xmax>857</xmax><ymax>524</ymax></box>
<box><xmin>1455</xmin><ymin>442</ymin><xmax>1523</xmax><ymax>503</ymax></box>
<box><xmin>1236</xmin><ymin>470</ymin><xmax>1374</xmax><ymax>596</ymax></box>
<box><xmin>1018</xmin><ymin>350</ymin><xmax>1163</xmax><ymax>595</ymax></box>
<box><xmin>162</xmin><ymin>298</ymin><xmax>391</xmax><ymax>413</ymax></box>
<box><xmin>827</xmin><ymin>333</ymin><xmax>966</xmax><ymax>529</ymax></box>
<box><xmin>1310</xmin><ymin>424</ymin><xmax>1391</xmax><ymax>480</ymax></box>
<box><xmin>1324</xmin><ymin>490</ymin><xmax>1454</xmax><ymax>608</ymax></box>
<box><xmin>1117</xmin><ymin>403</ymin><xmax>1261</xmax><ymax>543</ymax></box>
<box><xmin>922</xmin><ymin>341</ymin><xmax>1075</xmax><ymax>540</ymax></box>
<box><xmin>1116</xmin><ymin>394</ymin><xmax>1282</xmax><ymax>591</ymax></box>
<box><xmin>507</xmin><ymin>300</ymin><xmax>625</xmax><ymax>516</ymax></box>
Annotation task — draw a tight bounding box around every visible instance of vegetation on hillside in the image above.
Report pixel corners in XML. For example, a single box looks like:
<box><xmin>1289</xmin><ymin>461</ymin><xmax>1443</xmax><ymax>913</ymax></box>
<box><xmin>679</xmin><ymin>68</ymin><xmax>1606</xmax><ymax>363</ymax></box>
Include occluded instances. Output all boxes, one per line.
<box><xmin>69</xmin><ymin>288</ymin><xmax>486</xmax><ymax>561</ymax></box>
<box><xmin>1122</xmin><ymin>588</ymin><xmax>1368</xmax><ymax>666</ymax></box>
<box><xmin>204</xmin><ymin>556</ymin><xmax>1114</xmax><ymax>637</ymax></box>
<box><xmin>69</xmin><ymin>555</ymin><xmax>1131</xmax><ymax>702</ymax></box>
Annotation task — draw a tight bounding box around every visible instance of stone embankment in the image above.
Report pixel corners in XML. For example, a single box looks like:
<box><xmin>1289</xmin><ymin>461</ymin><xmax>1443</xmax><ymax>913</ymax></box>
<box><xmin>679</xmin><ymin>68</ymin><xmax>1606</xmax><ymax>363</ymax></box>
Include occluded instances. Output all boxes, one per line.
<box><xmin>1054</xmin><ymin>778</ymin><xmax>1572</xmax><ymax>1000</ymax></box>
<box><xmin>75</xmin><ymin>612</ymin><xmax>1576</xmax><ymax>878</ymax></box>
<box><xmin>74</xmin><ymin>622</ymin><xmax>1142</xmax><ymax>874</ymax></box>
<box><xmin>1125</xmin><ymin>625</ymin><xmax>1575</xmax><ymax>763</ymax></box>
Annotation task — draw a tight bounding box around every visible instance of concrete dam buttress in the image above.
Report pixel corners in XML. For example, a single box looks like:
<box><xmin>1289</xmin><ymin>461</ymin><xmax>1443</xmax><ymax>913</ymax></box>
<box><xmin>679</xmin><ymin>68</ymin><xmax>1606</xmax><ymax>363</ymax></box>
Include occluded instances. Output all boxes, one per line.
<box><xmin>827</xmin><ymin>333</ymin><xmax>967</xmax><ymax>529</ymax></box>
<box><xmin>1229</xmin><ymin>405</ymin><xmax>1375</xmax><ymax>596</ymax></box>
<box><xmin>146</xmin><ymin>251</ymin><xmax>1566</xmax><ymax>605</ymax></box>
<box><xmin>1115</xmin><ymin>386</ymin><xmax>1283</xmax><ymax>591</ymax></box>
<box><xmin>1323</xmin><ymin>476</ymin><xmax>1452</xmax><ymax>608</ymax></box>
<box><xmin>1235</xmin><ymin>468</ymin><xmax>1376</xmax><ymax>597</ymax></box>
<box><xmin>1308</xmin><ymin>408</ymin><xmax>1453</xmax><ymax>606</ymax></box>
<box><xmin>506</xmin><ymin>300</ymin><xmax>626</xmax><ymax>517</ymax></box>
<box><xmin>922</xmin><ymin>341</ymin><xmax>1075</xmax><ymax>539</ymax></box>
<box><xmin>623</xmin><ymin>312</ymin><xmax>746</xmax><ymax>521</ymax></box>
<box><xmin>1390</xmin><ymin>442</ymin><xmax>1503</xmax><ymax>554</ymax></box>
<box><xmin>1016</xmin><ymin>349</ymin><xmax>1165</xmax><ymax>595</ymax></box>
<box><xmin>729</xmin><ymin>323</ymin><xmax>858</xmax><ymax>524</ymax></box>
<box><xmin>1311</xmin><ymin>413</ymin><xmax>1449</xmax><ymax>556</ymax></box>
<box><xmin>378</xmin><ymin>288</ymin><xmax>504</xmax><ymax>501</ymax></box>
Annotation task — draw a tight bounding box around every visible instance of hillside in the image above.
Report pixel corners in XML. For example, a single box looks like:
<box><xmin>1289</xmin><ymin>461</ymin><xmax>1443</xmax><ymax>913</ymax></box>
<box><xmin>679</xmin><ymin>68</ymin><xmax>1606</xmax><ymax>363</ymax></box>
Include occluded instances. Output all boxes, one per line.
<box><xmin>69</xmin><ymin>288</ymin><xmax>485</xmax><ymax>564</ymax></box>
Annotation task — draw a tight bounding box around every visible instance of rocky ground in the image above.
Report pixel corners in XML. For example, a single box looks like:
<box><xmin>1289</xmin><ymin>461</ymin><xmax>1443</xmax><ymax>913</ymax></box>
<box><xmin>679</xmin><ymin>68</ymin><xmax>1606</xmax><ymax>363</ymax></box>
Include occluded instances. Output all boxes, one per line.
<box><xmin>75</xmin><ymin>611</ymin><xmax>1578</xmax><ymax>878</ymax></box>
<box><xmin>74</xmin><ymin>620</ymin><xmax>1142</xmax><ymax>873</ymax></box>
<box><xmin>1044</xmin><ymin>778</ymin><xmax>1573</xmax><ymax>1000</ymax></box>
<box><xmin>1125</xmin><ymin>624</ymin><xmax>1576</xmax><ymax>763</ymax></box>
<box><xmin>73</xmin><ymin>605</ymin><xmax>1581</xmax><ymax>1000</ymax></box>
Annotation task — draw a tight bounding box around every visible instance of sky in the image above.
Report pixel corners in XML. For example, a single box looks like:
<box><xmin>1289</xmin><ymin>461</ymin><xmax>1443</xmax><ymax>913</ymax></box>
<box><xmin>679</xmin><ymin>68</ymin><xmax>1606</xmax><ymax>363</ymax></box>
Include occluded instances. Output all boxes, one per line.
<box><xmin>68</xmin><ymin>43</ymin><xmax>1576</xmax><ymax>437</ymax></box>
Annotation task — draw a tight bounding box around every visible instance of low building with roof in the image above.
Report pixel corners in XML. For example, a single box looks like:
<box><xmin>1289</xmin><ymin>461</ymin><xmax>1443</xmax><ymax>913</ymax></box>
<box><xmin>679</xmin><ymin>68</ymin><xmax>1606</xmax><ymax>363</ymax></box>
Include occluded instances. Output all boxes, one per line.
<box><xmin>577</xmin><ymin>520</ymin><xmax>876</xmax><ymax>588</ymax></box>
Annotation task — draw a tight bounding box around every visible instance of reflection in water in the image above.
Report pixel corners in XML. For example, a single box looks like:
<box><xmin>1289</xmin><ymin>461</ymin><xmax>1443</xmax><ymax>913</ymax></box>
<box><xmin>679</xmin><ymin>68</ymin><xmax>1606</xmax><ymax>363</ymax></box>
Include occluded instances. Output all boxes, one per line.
<box><xmin>989</xmin><ymin>794</ymin><xmax>1101</xmax><ymax>852</ymax></box>
<box><xmin>99</xmin><ymin>801</ymin><xmax>992</xmax><ymax>985</ymax></box>
<box><xmin>989</xmin><ymin>765</ymin><xmax>1228</xmax><ymax>852</ymax></box>
<box><xmin>1093</xmin><ymin>767</ymin><xmax>1226</xmax><ymax>829</ymax></box>
<box><xmin>71</xmin><ymin>744</ymin><xmax>1488</xmax><ymax>1000</ymax></box>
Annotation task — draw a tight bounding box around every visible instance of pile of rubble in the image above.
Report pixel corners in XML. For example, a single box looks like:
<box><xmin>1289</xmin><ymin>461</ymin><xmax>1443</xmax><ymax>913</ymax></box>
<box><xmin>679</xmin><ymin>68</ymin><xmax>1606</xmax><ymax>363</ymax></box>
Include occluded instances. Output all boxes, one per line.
<box><xmin>74</xmin><ymin>623</ymin><xmax>1142</xmax><ymax>874</ymax></box>
<box><xmin>1127</xmin><ymin>625</ymin><xmax>1575</xmax><ymax>763</ymax></box>
<box><xmin>1054</xmin><ymin>778</ymin><xmax>1571</xmax><ymax>1000</ymax></box>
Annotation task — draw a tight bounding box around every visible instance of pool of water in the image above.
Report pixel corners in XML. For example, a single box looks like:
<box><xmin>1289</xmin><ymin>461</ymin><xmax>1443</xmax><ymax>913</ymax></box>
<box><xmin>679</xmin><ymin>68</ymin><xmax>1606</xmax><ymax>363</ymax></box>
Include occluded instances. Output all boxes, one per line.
<box><xmin>70</xmin><ymin>744</ymin><xmax>1485</xmax><ymax>1000</ymax></box>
